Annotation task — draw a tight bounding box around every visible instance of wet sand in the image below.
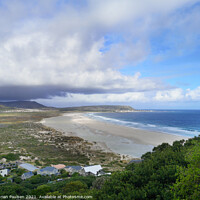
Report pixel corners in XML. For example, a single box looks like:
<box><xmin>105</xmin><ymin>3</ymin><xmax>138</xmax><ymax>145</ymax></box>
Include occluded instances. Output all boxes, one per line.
<box><xmin>42</xmin><ymin>113</ymin><xmax>188</xmax><ymax>158</ymax></box>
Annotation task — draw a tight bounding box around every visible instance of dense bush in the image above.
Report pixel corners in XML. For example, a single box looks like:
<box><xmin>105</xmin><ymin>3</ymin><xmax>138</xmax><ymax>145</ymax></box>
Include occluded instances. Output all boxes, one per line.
<box><xmin>172</xmin><ymin>141</ymin><xmax>200</xmax><ymax>200</ymax></box>
<box><xmin>93</xmin><ymin>137</ymin><xmax>200</xmax><ymax>200</ymax></box>
<box><xmin>0</xmin><ymin>153</ymin><xmax>20</xmax><ymax>161</ymax></box>
<box><xmin>1</xmin><ymin>136</ymin><xmax>200</xmax><ymax>199</ymax></box>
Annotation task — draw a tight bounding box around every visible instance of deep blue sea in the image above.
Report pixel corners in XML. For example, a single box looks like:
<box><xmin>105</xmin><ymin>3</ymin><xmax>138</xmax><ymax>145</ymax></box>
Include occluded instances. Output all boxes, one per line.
<box><xmin>86</xmin><ymin>110</ymin><xmax>200</xmax><ymax>138</ymax></box>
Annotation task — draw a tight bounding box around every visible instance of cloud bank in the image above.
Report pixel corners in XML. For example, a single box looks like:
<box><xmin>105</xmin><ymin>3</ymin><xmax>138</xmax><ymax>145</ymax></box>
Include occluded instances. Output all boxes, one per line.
<box><xmin>0</xmin><ymin>0</ymin><xmax>199</xmax><ymax>106</ymax></box>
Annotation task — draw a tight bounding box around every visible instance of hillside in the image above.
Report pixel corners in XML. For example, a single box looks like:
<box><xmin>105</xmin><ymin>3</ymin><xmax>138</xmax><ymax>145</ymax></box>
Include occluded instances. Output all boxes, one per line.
<box><xmin>0</xmin><ymin>101</ymin><xmax>135</xmax><ymax>112</ymax></box>
<box><xmin>0</xmin><ymin>105</ymin><xmax>12</xmax><ymax>111</ymax></box>
<box><xmin>60</xmin><ymin>105</ymin><xmax>135</xmax><ymax>112</ymax></box>
<box><xmin>0</xmin><ymin>101</ymin><xmax>47</xmax><ymax>109</ymax></box>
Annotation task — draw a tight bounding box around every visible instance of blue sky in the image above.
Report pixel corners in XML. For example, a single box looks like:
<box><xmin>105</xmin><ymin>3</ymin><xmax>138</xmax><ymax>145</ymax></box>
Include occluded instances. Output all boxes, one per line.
<box><xmin>0</xmin><ymin>0</ymin><xmax>200</xmax><ymax>109</ymax></box>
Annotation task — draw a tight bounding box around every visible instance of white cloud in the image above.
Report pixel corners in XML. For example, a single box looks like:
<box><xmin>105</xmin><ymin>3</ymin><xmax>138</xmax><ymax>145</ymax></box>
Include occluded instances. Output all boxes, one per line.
<box><xmin>68</xmin><ymin>92</ymin><xmax>147</xmax><ymax>103</ymax></box>
<box><xmin>186</xmin><ymin>87</ymin><xmax>200</xmax><ymax>100</ymax></box>
<box><xmin>38</xmin><ymin>92</ymin><xmax>147</xmax><ymax>107</ymax></box>
<box><xmin>37</xmin><ymin>86</ymin><xmax>200</xmax><ymax>107</ymax></box>
<box><xmin>154</xmin><ymin>87</ymin><xmax>200</xmax><ymax>102</ymax></box>
<box><xmin>0</xmin><ymin>0</ymin><xmax>199</xmax><ymax>101</ymax></box>
<box><xmin>154</xmin><ymin>88</ymin><xmax>184</xmax><ymax>101</ymax></box>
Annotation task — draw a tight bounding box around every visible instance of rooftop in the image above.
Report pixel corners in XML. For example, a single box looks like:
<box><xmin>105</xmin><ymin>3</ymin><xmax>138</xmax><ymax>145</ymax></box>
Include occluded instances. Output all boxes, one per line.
<box><xmin>23</xmin><ymin>171</ymin><xmax>33</xmax><ymax>177</ymax></box>
<box><xmin>40</xmin><ymin>166</ymin><xmax>56</xmax><ymax>172</ymax></box>
<box><xmin>83</xmin><ymin>165</ymin><xmax>102</xmax><ymax>174</ymax></box>
<box><xmin>66</xmin><ymin>166</ymin><xmax>82</xmax><ymax>170</ymax></box>
<box><xmin>51</xmin><ymin>164</ymin><xmax>66</xmax><ymax>169</ymax></box>
<box><xmin>19</xmin><ymin>163</ymin><xmax>38</xmax><ymax>172</ymax></box>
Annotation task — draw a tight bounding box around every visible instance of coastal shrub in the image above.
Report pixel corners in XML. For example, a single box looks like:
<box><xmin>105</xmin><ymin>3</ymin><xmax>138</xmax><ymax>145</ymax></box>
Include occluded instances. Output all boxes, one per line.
<box><xmin>71</xmin><ymin>172</ymin><xmax>80</xmax><ymax>177</ymax></box>
<box><xmin>29</xmin><ymin>174</ymin><xmax>49</xmax><ymax>184</ymax></box>
<box><xmin>1</xmin><ymin>135</ymin><xmax>200</xmax><ymax>199</ymax></box>
<box><xmin>13</xmin><ymin>177</ymin><xmax>23</xmax><ymax>184</ymax></box>
<box><xmin>172</xmin><ymin>142</ymin><xmax>200</xmax><ymax>200</ymax></box>
<box><xmin>35</xmin><ymin>160</ymin><xmax>42</xmax><ymax>166</ymax></box>
<box><xmin>0</xmin><ymin>175</ymin><xmax>4</xmax><ymax>183</ymax></box>
<box><xmin>70</xmin><ymin>176</ymin><xmax>96</xmax><ymax>188</ymax></box>
<box><xmin>12</xmin><ymin>168</ymin><xmax>26</xmax><ymax>176</ymax></box>
<box><xmin>92</xmin><ymin>176</ymin><xmax>109</xmax><ymax>190</ymax></box>
<box><xmin>32</xmin><ymin>184</ymin><xmax>51</xmax><ymax>196</ymax></box>
<box><xmin>60</xmin><ymin>171</ymin><xmax>69</xmax><ymax>178</ymax></box>
<box><xmin>64</xmin><ymin>181</ymin><xmax>87</xmax><ymax>193</ymax></box>
<box><xmin>93</xmin><ymin>137</ymin><xmax>200</xmax><ymax>200</ymax></box>
<box><xmin>46</xmin><ymin>191</ymin><xmax>62</xmax><ymax>197</ymax></box>
<box><xmin>0</xmin><ymin>184</ymin><xmax>28</xmax><ymax>195</ymax></box>
<box><xmin>0</xmin><ymin>153</ymin><xmax>20</xmax><ymax>161</ymax></box>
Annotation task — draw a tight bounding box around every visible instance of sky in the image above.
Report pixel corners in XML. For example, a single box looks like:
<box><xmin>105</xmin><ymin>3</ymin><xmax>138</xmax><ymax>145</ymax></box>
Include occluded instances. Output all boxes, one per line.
<box><xmin>0</xmin><ymin>0</ymin><xmax>200</xmax><ymax>109</ymax></box>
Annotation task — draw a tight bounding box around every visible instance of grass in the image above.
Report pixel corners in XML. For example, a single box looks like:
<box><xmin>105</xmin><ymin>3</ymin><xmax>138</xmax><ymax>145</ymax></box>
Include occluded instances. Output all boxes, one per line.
<box><xmin>0</xmin><ymin>122</ymin><xmax>89</xmax><ymax>165</ymax></box>
<box><xmin>0</xmin><ymin>109</ymin><xmax>123</xmax><ymax>169</ymax></box>
<box><xmin>0</xmin><ymin>110</ymin><xmax>60</xmax><ymax>123</ymax></box>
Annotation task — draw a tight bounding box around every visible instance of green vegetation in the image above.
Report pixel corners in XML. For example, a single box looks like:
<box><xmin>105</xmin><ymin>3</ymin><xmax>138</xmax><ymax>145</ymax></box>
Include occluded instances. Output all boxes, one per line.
<box><xmin>1</xmin><ymin>135</ymin><xmax>200</xmax><ymax>199</ymax></box>
<box><xmin>93</xmin><ymin>137</ymin><xmax>200</xmax><ymax>200</ymax></box>
<box><xmin>0</xmin><ymin>110</ymin><xmax>59</xmax><ymax>124</ymax></box>
<box><xmin>0</xmin><ymin>122</ymin><xmax>89</xmax><ymax>165</ymax></box>
<box><xmin>0</xmin><ymin>153</ymin><xmax>20</xmax><ymax>161</ymax></box>
<box><xmin>0</xmin><ymin>110</ymin><xmax>120</xmax><ymax>167</ymax></box>
<box><xmin>1</xmin><ymin>106</ymin><xmax>200</xmax><ymax>199</ymax></box>
<box><xmin>0</xmin><ymin>173</ymin><xmax>96</xmax><ymax>198</ymax></box>
<box><xmin>0</xmin><ymin>105</ymin><xmax>13</xmax><ymax>111</ymax></box>
<box><xmin>60</xmin><ymin>105</ymin><xmax>134</xmax><ymax>112</ymax></box>
<box><xmin>172</xmin><ymin>141</ymin><xmax>200</xmax><ymax>199</ymax></box>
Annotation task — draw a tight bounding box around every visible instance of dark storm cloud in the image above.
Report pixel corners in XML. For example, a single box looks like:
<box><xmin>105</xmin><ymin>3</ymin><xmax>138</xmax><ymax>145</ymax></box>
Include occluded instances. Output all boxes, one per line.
<box><xmin>0</xmin><ymin>82</ymin><xmax>171</xmax><ymax>101</ymax></box>
<box><xmin>0</xmin><ymin>85</ymin><xmax>65</xmax><ymax>100</ymax></box>
<box><xmin>0</xmin><ymin>85</ymin><xmax>118</xmax><ymax>100</ymax></box>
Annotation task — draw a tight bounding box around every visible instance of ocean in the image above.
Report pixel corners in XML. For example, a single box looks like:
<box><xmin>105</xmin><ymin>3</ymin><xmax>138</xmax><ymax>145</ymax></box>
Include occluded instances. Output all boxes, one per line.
<box><xmin>86</xmin><ymin>110</ymin><xmax>200</xmax><ymax>138</ymax></box>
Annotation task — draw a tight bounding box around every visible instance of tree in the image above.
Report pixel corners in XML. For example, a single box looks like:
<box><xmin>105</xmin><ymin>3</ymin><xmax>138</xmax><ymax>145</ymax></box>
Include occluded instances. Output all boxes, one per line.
<box><xmin>172</xmin><ymin>142</ymin><xmax>200</xmax><ymax>200</ymax></box>
<box><xmin>64</xmin><ymin>181</ymin><xmax>87</xmax><ymax>194</ymax></box>
<box><xmin>92</xmin><ymin>176</ymin><xmax>108</xmax><ymax>190</ymax></box>
<box><xmin>0</xmin><ymin>175</ymin><xmax>4</xmax><ymax>183</ymax></box>
<box><xmin>0</xmin><ymin>184</ymin><xmax>28</xmax><ymax>195</ymax></box>
<box><xmin>94</xmin><ymin>138</ymin><xmax>189</xmax><ymax>200</ymax></box>
<box><xmin>29</xmin><ymin>174</ymin><xmax>49</xmax><ymax>184</ymax></box>
<box><xmin>33</xmin><ymin>184</ymin><xmax>51</xmax><ymax>196</ymax></box>
<box><xmin>1</xmin><ymin>153</ymin><xmax>20</xmax><ymax>161</ymax></box>
<box><xmin>13</xmin><ymin>177</ymin><xmax>22</xmax><ymax>184</ymax></box>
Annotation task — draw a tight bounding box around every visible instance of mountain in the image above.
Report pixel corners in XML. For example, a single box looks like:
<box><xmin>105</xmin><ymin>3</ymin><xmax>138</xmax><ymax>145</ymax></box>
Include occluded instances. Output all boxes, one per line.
<box><xmin>60</xmin><ymin>105</ymin><xmax>135</xmax><ymax>112</ymax></box>
<box><xmin>0</xmin><ymin>101</ymin><xmax>47</xmax><ymax>109</ymax></box>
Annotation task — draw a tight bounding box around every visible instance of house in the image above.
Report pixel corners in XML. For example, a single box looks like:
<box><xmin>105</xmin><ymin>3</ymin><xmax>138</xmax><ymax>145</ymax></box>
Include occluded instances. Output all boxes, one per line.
<box><xmin>37</xmin><ymin>166</ymin><xmax>59</xmax><ymax>176</ymax></box>
<box><xmin>65</xmin><ymin>166</ymin><xmax>82</xmax><ymax>175</ymax></box>
<box><xmin>21</xmin><ymin>171</ymin><xmax>34</xmax><ymax>180</ymax></box>
<box><xmin>19</xmin><ymin>163</ymin><xmax>39</xmax><ymax>172</ymax></box>
<box><xmin>0</xmin><ymin>169</ymin><xmax>9</xmax><ymax>177</ymax></box>
<box><xmin>51</xmin><ymin>164</ymin><xmax>66</xmax><ymax>171</ymax></box>
<box><xmin>0</xmin><ymin>162</ymin><xmax>19</xmax><ymax>170</ymax></box>
<box><xmin>81</xmin><ymin>165</ymin><xmax>102</xmax><ymax>176</ymax></box>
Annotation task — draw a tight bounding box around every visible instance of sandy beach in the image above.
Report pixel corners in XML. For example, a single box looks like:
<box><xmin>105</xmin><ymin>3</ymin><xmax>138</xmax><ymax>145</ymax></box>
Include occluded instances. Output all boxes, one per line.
<box><xmin>42</xmin><ymin>113</ymin><xmax>188</xmax><ymax>158</ymax></box>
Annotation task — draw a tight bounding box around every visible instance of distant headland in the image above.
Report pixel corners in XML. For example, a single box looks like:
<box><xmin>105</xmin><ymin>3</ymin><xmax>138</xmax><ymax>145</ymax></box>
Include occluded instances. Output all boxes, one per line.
<box><xmin>0</xmin><ymin>101</ymin><xmax>135</xmax><ymax>112</ymax></box>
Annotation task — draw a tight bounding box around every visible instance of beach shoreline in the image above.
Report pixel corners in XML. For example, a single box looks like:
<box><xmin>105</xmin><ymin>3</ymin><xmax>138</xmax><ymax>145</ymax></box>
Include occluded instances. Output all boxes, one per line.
<box><xmin>42</xmin><ymin>112</ymin><xmax>188</xmax><ymax>158</ymax></box>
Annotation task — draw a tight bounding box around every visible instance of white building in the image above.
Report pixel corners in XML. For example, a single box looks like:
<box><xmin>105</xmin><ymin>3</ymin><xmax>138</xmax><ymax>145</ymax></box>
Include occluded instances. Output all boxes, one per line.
<box><xmin>0</xmin><ymin>169</ymin><xmax>9</xmax><ymax>177</ymax></box>
<box><xmin>82</xmin><ymin>165</ymin><xmax>102</xmax><ymax>176</ymax></box>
